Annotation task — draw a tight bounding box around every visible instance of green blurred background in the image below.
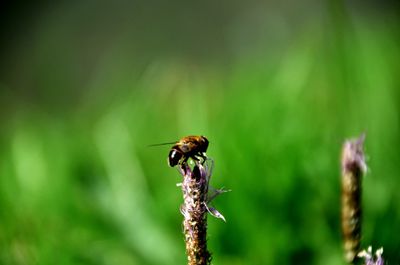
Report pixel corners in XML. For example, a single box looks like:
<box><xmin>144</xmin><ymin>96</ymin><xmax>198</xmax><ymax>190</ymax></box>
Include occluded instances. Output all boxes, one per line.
<box><xmin>1</xmin><ymin>1</ymin><xmax>399</xmax><ymax>264</ymax></box>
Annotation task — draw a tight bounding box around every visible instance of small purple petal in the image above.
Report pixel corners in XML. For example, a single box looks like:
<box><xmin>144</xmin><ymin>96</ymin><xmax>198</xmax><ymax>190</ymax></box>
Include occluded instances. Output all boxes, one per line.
<box><xmin>358</xmin><ymin>247</ymin><xmax>384</xmax><ymax>265</ymax></box>
<box><xmin>375</xmin><ymin>248</ymin><xmax>384</xmax><ymax>265</ymax></box>
<box><xmin>342</xmin><ymin>134</ymin><xmax>367</xmax><ymax>175</ymax></box>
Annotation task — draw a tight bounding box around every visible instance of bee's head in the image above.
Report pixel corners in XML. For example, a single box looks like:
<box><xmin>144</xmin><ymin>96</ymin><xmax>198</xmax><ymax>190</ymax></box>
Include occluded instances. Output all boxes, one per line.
<box><xmin>168</xmin><ymin>148</ymin><xmax>183</xmax><ymax>167</ymax></box>
<box><xmin>200</xmin><ymin>136</ymin><xmax>209</xmax><ymax>152</ymax></box>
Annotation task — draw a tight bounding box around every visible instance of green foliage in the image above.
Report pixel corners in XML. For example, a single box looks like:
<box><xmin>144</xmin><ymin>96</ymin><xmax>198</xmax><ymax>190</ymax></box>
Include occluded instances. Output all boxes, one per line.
<box><xmin>1</xmin><ymin>2</ymin><xmax>399</xmax><ymax>264</ymax></box>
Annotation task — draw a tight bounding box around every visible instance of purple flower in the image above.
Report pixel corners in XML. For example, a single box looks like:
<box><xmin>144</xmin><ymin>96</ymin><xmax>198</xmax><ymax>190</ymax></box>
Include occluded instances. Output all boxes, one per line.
<box><xmin>358</xmin><ymin>247</ymin><xmax>385</xmax><ymax>265</ymax></box>
<box><xmin>178</xmin><ymin>159</ymin><xmax>227</xmax><ymax>265</ymax></box>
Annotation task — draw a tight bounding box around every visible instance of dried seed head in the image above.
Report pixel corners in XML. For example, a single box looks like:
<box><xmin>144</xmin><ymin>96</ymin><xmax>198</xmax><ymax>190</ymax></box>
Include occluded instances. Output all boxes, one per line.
<box><xmin>180</xmin><ymin>161</ymin><xmax>213</xmax><ymax>265</ymax></box>
<box><xmin>176</xmin><ymin>158</ymin><xmax>226</xmax><ymax>265</ymax></box>
<box><xmin>341</xmin><ymin>134</ymin><xmax>366</xmax><ymax>264</ymax></box>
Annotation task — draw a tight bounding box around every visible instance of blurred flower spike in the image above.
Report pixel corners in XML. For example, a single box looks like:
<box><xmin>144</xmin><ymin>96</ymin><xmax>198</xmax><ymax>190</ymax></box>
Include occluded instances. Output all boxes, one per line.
<box><xmin>358</xmin><ymin>247</ymin><xmax>384</xmax><ymax>265</ymax></box>
<box><xmin>341</xmin><ymin>133</ymin><xmax>367</xmax><ymax>263</ymax></box>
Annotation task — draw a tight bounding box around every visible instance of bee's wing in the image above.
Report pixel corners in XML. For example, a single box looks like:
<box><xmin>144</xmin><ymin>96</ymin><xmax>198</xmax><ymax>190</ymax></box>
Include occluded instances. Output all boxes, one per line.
<box><xmin>148</xmin><ymin>141</ymin><xmax>177</xmax><ymax>147</ymax></box>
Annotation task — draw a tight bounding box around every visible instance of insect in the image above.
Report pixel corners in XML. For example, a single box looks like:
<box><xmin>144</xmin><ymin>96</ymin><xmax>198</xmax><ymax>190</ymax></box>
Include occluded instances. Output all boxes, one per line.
<box><xmin>150</xmin><ymin>135</ymin><xmax>209</xmax><ymax>167</ymax></box>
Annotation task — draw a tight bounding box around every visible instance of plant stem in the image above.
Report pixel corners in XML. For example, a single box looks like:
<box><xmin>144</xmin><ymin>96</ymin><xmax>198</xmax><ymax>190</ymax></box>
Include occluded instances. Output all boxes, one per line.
<box><xmin>179</xmin><ymin>161</ymin><xmax>212</xmax><ymax>265</ymax></box>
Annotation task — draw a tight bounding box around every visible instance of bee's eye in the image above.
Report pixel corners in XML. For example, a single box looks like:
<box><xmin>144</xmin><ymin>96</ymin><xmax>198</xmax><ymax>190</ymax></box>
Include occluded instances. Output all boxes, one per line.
<box><xmin>202</xmin><ymin>137</ymin><xmax>209</xmax><ymax>150</ymax></box>
<box><xmin>168</xmin><ymin>149</ymin><xmax>183</xmax><ymax>167</ymax></box>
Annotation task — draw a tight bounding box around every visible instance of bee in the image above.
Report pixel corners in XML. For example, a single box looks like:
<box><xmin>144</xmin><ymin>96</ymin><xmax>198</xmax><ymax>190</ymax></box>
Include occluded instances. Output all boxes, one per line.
<box><xmin>150</xmin><ymin>135</ymin><xmax>209</xmax><ymax>167</ymax></box>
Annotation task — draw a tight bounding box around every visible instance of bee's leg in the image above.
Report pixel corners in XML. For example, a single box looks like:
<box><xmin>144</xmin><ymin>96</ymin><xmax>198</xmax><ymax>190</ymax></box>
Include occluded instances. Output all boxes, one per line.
<box><xmin>182</xmin><ymin>156</ymin><xmax>189</xmax><ymax>165</ymax></box>
<box><xmin>191</xmin><ymin>155</ymin><xmax>201</xmax><ymax>164</ymax></box>
<box><xmin>192</xmin><ymin>153</ymin><xmax>208</xmax><ymax>165</ymax></box>
<box><xmin>197</xmin><ymin>153</ymin><xmax>207</xmax><ymax>165</ymax></box>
